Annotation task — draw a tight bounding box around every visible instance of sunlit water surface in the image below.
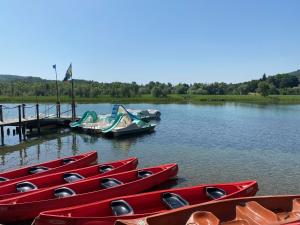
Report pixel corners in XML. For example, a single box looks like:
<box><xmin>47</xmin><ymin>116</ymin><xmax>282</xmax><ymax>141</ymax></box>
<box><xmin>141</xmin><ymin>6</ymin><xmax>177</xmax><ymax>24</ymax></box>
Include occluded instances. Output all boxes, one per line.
<box><xmin>1</xmin><ymin>103</ymin><xmax>300</xmax><ymax>195</ymax></box>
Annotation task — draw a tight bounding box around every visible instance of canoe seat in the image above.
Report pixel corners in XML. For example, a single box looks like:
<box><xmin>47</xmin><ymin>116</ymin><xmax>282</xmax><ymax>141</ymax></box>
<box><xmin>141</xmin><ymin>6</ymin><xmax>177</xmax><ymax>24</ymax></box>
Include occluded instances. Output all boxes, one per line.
<box><xmin>186</xmin><ymin>211</ymin><xmax>220</xmax><ymax>225</ymax></box>
<box><xmin>137</xmin><ymin>170</ymin><xmax>153</xmax><ymax>179</ymax></box>
<box><xmin>62</xmin><ymin>158</ymin><xmax>75</xmax><ymax>165</ymax></box>
<box><xmin>63</xmin><ymin>173</ymin><xmax>85</xmax><ymax>183</ymax></box>
<box><xmin>236</xmin><ymin>201</ymin><xmax>279</xmax><ymax>225</ymax></box>
<box><xmin>111</xmin><ymin>200</ymin><xmax>134</xmax><ymax>216</ymax></box>
<box><xmin>16</xmin><ymin>181</ymin><xmax>38</xmax><ymax>193</ymax></box>
<box><xmin>54</xmin><ymin>187</ymin><xmax>76</xmax><ymax>198</ymax></box>
<box><xmin>0</xmin><ymin>176</ymin><xmax>9</xmax><ymax>182</ymax></box>
<box><xmin>292</xmin><ymin>198</ymin><xmax>300</xmax><ymax>212</ymax></box>
<box><xmin>100</xmin><ymin>178</ymin><xmax>123</xmax><ymax>189</ymax></box>
<box><xmin>162</xmin><ymin>192</ymin><xmax>189</xmax><ymax>209</ymax></box>
<box><xmin>99</xmin><ymin>165</ymin><xmax>114</xmax><ymax>173</ymax></box>
<box><xmin>28</xmin><ymin>166</ymin><xmax>49</xmax><ymax>174</ymax></box>
<box><xmin>206</xmin><ymin>187</ymin><xmax>227</xmax><ymax>200</ymax></box>
<box><xmin>277</xmin><ymin>212</ymin><xmax>300</xmax><ymax>222</ymax></box>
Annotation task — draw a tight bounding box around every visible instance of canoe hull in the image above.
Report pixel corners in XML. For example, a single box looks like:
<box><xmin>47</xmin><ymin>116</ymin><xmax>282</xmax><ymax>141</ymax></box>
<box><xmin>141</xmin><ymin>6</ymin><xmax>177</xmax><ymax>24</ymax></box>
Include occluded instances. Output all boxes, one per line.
<box><xmin>34</xmin><ymin>180</ymin><xmax>257</xmax><ymax>225</ymax></box>
<box><xmin>112</xmin><ymin>125</ymin><xmax>156</xmax><ymax>137</ymax></box>
<box><xmin>0</xmin><ymin>151</ymin><xmax>98</xmax><ymax>187</ymax></box>
<box><xmin>115</xmin><ymin>195</ymin><xmax>300</xmax><ymax>225</ymax></box>
<box><xmin>0</xmin><ymin>164</ymin><xmax>178</xmax><ymax>223</ymax></box>
<box><xmin>0</xmin><ymin>157</ymin><xmax>138</xmax><ymax>200</ymax></box>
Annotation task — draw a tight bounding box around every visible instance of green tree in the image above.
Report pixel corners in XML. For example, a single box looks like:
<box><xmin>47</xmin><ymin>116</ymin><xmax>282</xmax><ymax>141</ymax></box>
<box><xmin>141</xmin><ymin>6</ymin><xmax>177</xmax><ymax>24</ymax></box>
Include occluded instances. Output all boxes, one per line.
<box><xmin>174</xmin><ymin>83</ymin><xmax>189</xmax><ymax>94</ymax></box>
<box><xmin>151</xmin><ymin>86</ymin><xmax>166</xmax><ymax>98</ymax></box>
<box><xmin>257</xmin><ymin>81</ymin><xmax>270</xmax><ymax>96</ymax></box>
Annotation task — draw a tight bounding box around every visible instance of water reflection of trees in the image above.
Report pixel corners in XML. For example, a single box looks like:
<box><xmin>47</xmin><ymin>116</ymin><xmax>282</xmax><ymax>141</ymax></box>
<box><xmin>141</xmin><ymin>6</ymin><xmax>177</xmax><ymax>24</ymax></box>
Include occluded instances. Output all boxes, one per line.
<box><xmin>57</xmin><ymin>136</ymin><xmax>62</xmax><ymax>158</ymax></box>
<box><xmin>0</xmin><ymin>129</ymin><xmax>155</xmax><ymax>168</ymax></box>
<box><xmin>0</xmin><ymin>130</ymin><xmax>72</xmax><ymax>167</ymax></box>
<box><xmin>71</xmin><ymin>132</ymin><xmax>79</xmax><ymax>155</ymax></box>
<box><xmin>37</xmin><ymin>142</ymin><xmax>41</xmax><ymax>160</ymax></box>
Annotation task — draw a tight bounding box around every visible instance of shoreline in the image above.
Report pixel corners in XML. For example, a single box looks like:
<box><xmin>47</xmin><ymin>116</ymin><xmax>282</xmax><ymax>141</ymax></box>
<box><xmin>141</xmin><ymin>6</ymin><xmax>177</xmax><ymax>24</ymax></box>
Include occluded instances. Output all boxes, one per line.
<box><xmin>0</xmin><ymin>94</ymin><xmax>300</xmax><ymax>104</ymax></box>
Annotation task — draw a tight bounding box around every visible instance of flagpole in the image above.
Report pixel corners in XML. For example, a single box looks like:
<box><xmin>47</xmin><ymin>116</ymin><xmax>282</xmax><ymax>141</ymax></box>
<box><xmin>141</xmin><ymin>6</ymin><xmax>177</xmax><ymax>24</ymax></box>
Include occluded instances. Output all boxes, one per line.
<box><xmin>71</xmin><ymin>64</ymin><xmax>76</xmax><ymax>121</ymax></box>
<box><xmin>53</xmin><ymin>65</ymin><xmax>60</xmax><ymax>118</ymax></box>
<box><xmin>64</xmin><ymin>63</ymin><xmax>75</xmax><ymax>121</ymax></box>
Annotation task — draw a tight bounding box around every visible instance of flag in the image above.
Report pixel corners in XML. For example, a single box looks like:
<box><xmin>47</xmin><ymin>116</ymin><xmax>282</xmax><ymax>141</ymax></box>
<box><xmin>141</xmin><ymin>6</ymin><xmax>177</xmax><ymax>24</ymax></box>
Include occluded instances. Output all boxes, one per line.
<box><xmin>63</xmin><ymin>64</ymin><xmax>72</xmax><ymax>82</ymax></box>
<box><xmin>52</xmin><ymin>64</ymin><xmax>56</xmax><ymax>69</ymax></box>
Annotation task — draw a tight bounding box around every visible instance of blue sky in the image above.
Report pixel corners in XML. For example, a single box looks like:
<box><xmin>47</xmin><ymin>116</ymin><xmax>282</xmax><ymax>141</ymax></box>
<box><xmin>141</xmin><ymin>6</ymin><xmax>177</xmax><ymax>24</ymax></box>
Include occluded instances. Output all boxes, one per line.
<box><xmin>0</xmin><ymin>0</ymin><xmax>299</xmax><ymax>84</ymax></box>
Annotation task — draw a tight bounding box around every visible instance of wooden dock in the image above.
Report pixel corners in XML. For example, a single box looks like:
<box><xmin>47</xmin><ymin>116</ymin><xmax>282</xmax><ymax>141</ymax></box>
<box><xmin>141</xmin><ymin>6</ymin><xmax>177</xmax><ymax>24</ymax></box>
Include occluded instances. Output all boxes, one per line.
<box><xmin>0</xmin><ymin>114</ymin><xmax>72</xmax><ymax>126</ymax></box>
<box><xmin>0</xmin><ymin>103</ymin><xmax>76</xmax><ymax>146</ymax></box>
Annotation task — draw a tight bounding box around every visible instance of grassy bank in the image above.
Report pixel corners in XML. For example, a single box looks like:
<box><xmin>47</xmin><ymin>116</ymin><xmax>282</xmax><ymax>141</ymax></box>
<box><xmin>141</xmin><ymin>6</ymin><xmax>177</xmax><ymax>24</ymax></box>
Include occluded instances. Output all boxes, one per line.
<box><xmin>1</xmin><ymin>94</ymin><xmax>300</xmax><ymax>104</ymax></box>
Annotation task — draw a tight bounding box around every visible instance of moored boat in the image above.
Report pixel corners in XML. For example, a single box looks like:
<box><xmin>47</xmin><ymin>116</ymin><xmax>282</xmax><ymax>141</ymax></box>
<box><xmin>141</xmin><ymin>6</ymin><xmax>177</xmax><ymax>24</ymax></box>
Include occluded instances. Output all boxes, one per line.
<box><xmin>70</xmin><ymin>105</ymin><xmax>161</xmax><ymax>130</ymax></box>
<box><xmin>115</xmin><ymin>195</ymin><xmax>300</xmax><ymax>225</ymax></box>
<box><xmin>0</xmin><ymin>151</ymin><xmax>98</xmax><ymax>187</ymax></box>
<box><xmin>33</xmin><ymin>180</ymin><xmax>258</xmax><ymax>225</ymax></box>
<box><xmin>0</xmin><ymin>163</ymin><xmax>178</xmax><ymax>223</ymax></box>
<box><xmin>0</xmin><ymin>157</ymin><xmax>138</xmax><ymax>200</ymax></box>
<box><xmin>73</xmin><ymin>105</ymin><xmax>157</xmax><ymax>136</ymax></box>
<box><xmin>101</xmin><ymin>113</ymin><xmax>156</xmax><ymax>137</ymax></box>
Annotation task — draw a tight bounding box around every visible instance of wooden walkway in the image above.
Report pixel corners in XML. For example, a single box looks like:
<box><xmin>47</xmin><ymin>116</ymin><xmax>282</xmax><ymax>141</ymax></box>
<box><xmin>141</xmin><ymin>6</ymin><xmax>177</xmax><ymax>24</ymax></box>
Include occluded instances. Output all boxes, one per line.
<box><xmin>0</xmin><ymin>114</ymin><xmax>72</xmax><ymax>126</ymax></box>
<box><xmin>0</xmin><ymin>103</ymin><xmax>77</xmax><ymax>146</ymax></box>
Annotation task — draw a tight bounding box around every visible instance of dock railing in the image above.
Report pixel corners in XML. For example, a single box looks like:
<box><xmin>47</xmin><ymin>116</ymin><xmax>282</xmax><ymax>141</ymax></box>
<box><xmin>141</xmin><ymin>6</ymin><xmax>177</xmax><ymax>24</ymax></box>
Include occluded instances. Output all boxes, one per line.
<box><xmin>0</xmin><ymin>103</ymin><xmax>74</xmax><ymax>146</ymax></box>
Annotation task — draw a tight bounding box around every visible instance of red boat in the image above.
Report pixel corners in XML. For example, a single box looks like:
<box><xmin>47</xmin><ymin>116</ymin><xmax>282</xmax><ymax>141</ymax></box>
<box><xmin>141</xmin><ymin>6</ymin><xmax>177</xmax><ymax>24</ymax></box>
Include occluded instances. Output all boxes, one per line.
<box><xmin>0</xmin><ymin>157</ymin><xmax>138</xmax><ymax>200</ymax></box>
<box><xmin>0</xmin><ymin>151</ymin><xmax>98</xmax><ymax>186</ymax></box>
<box><xmin>115</xmin><ymin>195</ymin><xmax>300</xmax><ymax>225</ymax></box>
<box><xmin>0</xmin><ymin>163</ymin><xmax>178</xmax><ymax>223</ymax></box>
<box><xmin>33</xmin><ymin>180</ymin><xmax>258</xmax><ymax>225</ymax></box>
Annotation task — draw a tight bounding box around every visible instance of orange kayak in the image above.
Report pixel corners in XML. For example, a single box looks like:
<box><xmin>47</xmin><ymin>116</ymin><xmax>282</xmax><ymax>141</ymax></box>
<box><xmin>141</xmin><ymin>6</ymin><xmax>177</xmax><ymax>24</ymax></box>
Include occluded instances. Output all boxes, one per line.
<box><xmin>115</xmin><ymin>195</ymin><xmax>300</xmax><ymax>225</ymax></box>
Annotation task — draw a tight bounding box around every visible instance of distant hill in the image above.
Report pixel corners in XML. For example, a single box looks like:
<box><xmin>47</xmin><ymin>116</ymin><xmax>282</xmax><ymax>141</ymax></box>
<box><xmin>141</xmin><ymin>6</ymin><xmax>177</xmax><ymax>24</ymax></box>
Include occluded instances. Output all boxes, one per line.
<box><xmin>286</xmin><ymin>70</ymin><xmax>300</xmax><ymax>79</ymax></box>
<box><xmin>0</xmin><ymin>69</ymin><xmax>300</xmax><ymax>84</ymax></box>
<box><xmin>0</xmin><ymin>74</ymin><xmax>95</xmax><ymax>84</ymax></box>
<box><xmin>0</xmin><ymin>68</ymin><xmax>299</xmax><ymax>98</ymax></box>
<box><xmin>0</xmin><ymin>74</ymin><xmax>44</xmax><ymax>82</ymax></box>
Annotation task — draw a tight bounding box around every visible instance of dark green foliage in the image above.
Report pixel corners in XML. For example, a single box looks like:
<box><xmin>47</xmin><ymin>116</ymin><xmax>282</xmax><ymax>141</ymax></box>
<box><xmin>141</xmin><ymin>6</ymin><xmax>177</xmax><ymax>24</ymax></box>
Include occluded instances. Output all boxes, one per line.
<box><xmin>257</xmin><ymin>81</ymin><xmax>271</xmax><ymax>96</ymax></box>
<box><xmin>151</xmin><ymin>86</ymin><xmax>166</xmax><ymax>97</ymax></box>
<box><xmin>0</xmin><ymin>69</ymin><xmax>299</xmax><ymax>98</ymax></box>
<box><xmin>174</xmin><ymin>83</ymin><xmax>189</xmax><ymax>94</ymax></box>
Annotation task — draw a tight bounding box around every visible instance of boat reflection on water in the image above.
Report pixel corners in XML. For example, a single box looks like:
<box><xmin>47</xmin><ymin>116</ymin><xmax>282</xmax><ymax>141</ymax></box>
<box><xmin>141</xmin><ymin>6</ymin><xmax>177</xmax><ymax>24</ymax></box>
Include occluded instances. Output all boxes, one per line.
<box><xmin>77</xmin><ymin>128</ymin><xmax>156</xmax><ymax>151</ymax></box>
<box><xmin>111</xmin><ymin>131</ymin><xmax>156</xmax><ymax>151</ymax></box>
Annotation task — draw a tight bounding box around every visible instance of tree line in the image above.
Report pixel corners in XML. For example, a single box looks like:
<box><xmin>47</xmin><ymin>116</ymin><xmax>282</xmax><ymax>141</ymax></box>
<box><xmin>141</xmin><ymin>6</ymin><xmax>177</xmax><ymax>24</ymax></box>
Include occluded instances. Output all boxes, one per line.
<box><xmin>0</xmin><ymin>72</ymin><xmax>299</xmax><ymax>98</ymax></box>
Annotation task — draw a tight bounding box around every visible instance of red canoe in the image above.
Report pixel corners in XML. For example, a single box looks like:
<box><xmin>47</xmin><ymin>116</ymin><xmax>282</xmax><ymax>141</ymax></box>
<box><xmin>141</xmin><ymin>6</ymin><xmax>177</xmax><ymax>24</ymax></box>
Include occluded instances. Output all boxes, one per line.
<box><xmin>0</xmin><ymin>151</ymin><xmax>98</xmax><ymax>187</ymax></box>
<box><xmin>33</xmin><ymin>180</ymin><xmax>258</xmax><ymax>225</ymax></box>
<box><xmin>0</xmin><ymin>163</ymin><xmax>178</xmax><ymax>223</ymax></box>
<box><xmin>0</xmin><ymin>157</ymin><xmax>138</xmax><ymax>200</ymax></box>
<box><xmin>115</xmin><ymin>195</ymin><xmax>300</xmax><ymax>225</ymax></box>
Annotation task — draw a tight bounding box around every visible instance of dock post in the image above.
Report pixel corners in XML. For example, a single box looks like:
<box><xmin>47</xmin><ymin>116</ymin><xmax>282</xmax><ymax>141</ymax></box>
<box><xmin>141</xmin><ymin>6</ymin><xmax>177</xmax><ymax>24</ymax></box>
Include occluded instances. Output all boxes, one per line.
<box><xmin>22</xmin><ymin>103</ymin><xmax>26</xmax><ymax>119</ymax></box>
<box><xmin>22</xmin><ymin>103</ymin><xmax>27</xmax><ymax>141</ymax></box>
<box><xmin>0</xmin><ymin>125</ymin><xmax>3</xmax><ymax>146</ymax></box>
<box><xmin>18</xmin><ymin>105</ymin><xmax>22</xmax><ymax>142</ymax></box>
<box><xmin>0</xmin><ymin>105</ymin><xmax>4</xmax><ymax>146</ymax></box>
<box><xmin>0</xmin><ymin>105</ymin><xmax>3</xmax><ymax>122</ymax></box>
<box><xmin>36</xmin><ymin>104</ymin><xmax>41</xmax><ymax>135</ymax></box>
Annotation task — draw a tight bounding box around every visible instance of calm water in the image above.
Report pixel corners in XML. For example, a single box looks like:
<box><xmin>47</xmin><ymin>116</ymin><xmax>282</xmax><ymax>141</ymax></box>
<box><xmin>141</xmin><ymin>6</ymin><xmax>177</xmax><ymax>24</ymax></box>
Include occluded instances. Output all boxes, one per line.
<box><xmin>1</xmin><ymin>103</ymin><xmax>300</xmax><ymax>195</ymax></box>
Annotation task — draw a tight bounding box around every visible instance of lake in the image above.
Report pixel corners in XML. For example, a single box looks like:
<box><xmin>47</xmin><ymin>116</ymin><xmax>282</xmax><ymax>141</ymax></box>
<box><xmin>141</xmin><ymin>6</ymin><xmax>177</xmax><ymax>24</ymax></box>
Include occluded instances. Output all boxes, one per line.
<box><xmin>1</xmin><ymin>103</ymin><xmax>300</xmax><ymax>195</ymax></box>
